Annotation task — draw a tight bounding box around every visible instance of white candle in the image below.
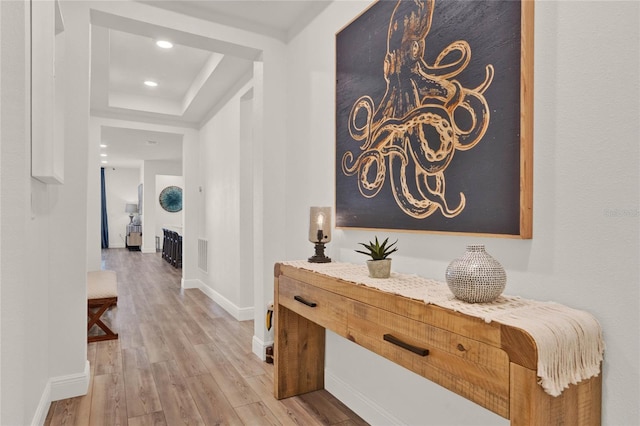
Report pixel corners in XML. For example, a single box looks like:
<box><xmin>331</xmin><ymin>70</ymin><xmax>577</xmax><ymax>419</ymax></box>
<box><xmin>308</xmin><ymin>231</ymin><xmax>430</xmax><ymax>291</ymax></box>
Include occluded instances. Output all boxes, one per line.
<box><xmin>317</xmin><ymin>213</ymin><xmax>324</xmax><ymax>229</ymax></box>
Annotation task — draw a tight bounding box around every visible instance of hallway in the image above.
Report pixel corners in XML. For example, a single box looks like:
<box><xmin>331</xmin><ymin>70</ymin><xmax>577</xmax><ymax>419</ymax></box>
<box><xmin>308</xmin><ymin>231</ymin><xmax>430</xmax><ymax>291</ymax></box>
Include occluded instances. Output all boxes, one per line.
<box><xmin>45</xmin><ymin>249</ymin><xmax>367</xmax><ymax>425</ymax></box>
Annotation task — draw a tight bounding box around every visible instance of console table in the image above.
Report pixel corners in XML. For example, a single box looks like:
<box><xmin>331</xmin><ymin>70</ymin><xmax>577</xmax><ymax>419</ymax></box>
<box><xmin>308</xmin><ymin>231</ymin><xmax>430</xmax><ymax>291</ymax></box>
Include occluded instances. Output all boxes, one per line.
<box><xmin>274</xmin><ymin>262</ymin><xmax>601</xmax><ymax>425</ymax></box>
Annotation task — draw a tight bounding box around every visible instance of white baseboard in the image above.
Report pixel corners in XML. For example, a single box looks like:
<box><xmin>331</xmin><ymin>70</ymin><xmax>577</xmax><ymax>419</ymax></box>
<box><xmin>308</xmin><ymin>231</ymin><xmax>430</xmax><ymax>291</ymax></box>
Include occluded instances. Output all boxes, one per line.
<box><xmin>236</xmin><ymin>305</ymin><xmax>254</xmax><ymax>321</ymax></box>
<box><xmin>189</xmin><ymin>279</ymin><xmax>254</xmax><ymax>321</ymax></box>
<box><xmin>31</xmin><ymin>360</ymin><xmax>91</xmax><ymax>425</ymax></box>
<box><xmin>31</xmin><ymin>381</ymin><xmax>52</xmax><ymax>426</ymax></box>
<box><xmin>182</xmin><ymin>278</ymin><xmax>201</xmax><ymax>289</ymax></box>
<box><xmin>325</xmin><ymin>368</ymin><xmax>402</xmax><ymax>426</ymax></box>
<box><xmin>49</xmin><ymin>360</ymin><xmax>90</xmax><ymax>402</ymax></box>
<box><xmin>252</xmin><ymin>335</ymin><xmax>273</xmax><ymax>361</ymax></box>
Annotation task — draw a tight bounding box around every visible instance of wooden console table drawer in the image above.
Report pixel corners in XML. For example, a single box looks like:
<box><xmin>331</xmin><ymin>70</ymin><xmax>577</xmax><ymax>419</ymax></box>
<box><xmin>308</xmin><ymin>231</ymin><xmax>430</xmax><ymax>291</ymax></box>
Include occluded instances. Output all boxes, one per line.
<box><xmin>348</xmin><ymin>300</ymin><xmax>510</xmax><ymax>417</ymax></box>
<box><xmin>278</xmin><ymin>275</ymin><xmax>349</xmax><ymax>336</ymax></box>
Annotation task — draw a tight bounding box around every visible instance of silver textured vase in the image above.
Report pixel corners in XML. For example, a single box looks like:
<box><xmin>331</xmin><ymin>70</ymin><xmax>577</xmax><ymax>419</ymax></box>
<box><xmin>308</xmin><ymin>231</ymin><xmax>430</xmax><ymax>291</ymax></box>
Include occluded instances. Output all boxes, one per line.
<box><xmin>445</xmin><ymin>245</ymin><xmax>506</xmax><ymax>303</ymax></box>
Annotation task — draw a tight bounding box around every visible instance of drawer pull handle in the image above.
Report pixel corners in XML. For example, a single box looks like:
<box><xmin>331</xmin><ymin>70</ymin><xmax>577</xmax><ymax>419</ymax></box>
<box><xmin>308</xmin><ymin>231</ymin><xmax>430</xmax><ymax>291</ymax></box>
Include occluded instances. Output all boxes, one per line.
<box><xmin>294</xmin><ymin>295</ymin><xmax>317</xmax><ymax>308</ymax></box>
<box><xmin>383</xmin><ymin>334</ymin><xmax>429</xmax><ymax>356</ymax></box>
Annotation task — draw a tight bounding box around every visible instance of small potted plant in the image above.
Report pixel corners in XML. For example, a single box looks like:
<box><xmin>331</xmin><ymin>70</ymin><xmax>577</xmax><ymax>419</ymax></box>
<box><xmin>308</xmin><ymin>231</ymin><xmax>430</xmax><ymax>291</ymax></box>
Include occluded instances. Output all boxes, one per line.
<box><xmin>356</xmin><ymin>236</ymin><xmax>398</xmax><ymax>278</ymax></box>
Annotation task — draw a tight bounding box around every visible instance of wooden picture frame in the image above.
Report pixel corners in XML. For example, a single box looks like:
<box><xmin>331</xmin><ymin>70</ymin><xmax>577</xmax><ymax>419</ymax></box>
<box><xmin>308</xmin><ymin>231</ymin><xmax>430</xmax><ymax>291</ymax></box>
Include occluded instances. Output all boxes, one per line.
<box><xmin>335</xmin><ymin>0</ymin><xmax>533</xmax><ymax>238</ymax></box>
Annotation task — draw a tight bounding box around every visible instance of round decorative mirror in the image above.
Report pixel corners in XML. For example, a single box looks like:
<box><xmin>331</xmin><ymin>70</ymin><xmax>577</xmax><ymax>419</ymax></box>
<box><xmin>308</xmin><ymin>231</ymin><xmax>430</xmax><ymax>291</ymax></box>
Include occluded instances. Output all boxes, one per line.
<box><xmin>159</xmin><ymin>186</ymin><xmax>183</xmax><ymax>212</ymax></box>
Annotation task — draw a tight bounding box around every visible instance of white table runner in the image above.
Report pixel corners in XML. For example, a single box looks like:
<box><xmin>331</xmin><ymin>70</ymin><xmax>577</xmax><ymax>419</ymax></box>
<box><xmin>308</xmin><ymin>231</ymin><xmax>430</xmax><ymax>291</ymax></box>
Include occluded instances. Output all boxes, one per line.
<box><xmin>281</xmin><ymin>260</ymin><xmax>604</xmax><ymax>397</ymax></box>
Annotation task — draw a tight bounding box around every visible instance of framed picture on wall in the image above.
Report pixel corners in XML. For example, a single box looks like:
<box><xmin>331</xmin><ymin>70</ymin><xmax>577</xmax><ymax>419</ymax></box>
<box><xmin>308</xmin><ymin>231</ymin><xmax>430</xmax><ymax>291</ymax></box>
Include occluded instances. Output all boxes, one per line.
<box><xmin>335</xmin><ymin>0</ymin><xmax>533</xmax><ymax>238</ymax></box>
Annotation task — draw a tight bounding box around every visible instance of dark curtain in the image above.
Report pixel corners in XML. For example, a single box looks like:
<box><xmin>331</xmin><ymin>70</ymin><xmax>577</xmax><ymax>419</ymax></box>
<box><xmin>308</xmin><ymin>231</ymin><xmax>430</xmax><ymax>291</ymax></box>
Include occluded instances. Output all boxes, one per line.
<box><xmin>101</xmin><ymin>167</ymin><xmax>109</xmax><ymax>248</ymax></box>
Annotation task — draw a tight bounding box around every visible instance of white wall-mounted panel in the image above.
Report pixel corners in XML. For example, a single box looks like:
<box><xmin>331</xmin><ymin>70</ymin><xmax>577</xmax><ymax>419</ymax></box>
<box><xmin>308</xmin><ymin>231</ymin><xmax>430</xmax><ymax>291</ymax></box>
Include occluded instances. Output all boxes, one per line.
<box><xmin>31</xmin><ymin>0</ymin><xmax>64</xmax><ymax>184</ymax></box>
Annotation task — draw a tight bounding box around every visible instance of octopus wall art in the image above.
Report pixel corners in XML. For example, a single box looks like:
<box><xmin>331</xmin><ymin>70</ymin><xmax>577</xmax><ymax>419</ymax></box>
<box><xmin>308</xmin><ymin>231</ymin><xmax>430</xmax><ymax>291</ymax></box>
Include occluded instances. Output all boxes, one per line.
<box><xmin>336</xmin><ymin>0</ymin><xmax>532</xmax><ymax>236</ymax></box>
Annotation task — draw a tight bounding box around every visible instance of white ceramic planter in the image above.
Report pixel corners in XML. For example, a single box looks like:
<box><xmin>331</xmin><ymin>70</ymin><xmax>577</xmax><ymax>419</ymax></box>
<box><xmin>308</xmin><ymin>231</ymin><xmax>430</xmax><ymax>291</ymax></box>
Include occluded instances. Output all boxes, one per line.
<box><xmin>367</xmin><ymin>259</ymin><xmax>392</xmax><ymax>278</ymax></box>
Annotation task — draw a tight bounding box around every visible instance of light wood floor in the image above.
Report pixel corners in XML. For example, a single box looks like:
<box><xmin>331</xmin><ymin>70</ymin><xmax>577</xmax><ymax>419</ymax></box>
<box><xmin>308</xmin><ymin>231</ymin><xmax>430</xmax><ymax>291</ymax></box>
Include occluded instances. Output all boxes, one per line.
<box><xmin>45</xmin><ymin>248</ymin><xmax>367</xmax><ymax>426</ymax></box>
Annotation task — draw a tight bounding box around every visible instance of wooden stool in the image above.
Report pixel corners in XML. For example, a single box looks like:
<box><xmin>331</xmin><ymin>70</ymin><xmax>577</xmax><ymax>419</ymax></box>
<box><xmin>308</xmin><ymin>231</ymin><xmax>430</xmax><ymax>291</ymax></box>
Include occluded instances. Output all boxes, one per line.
<box><xmin>87</xmin><ymin>270</ymin><xmax>119</xmax><ymax>343</ymax></box>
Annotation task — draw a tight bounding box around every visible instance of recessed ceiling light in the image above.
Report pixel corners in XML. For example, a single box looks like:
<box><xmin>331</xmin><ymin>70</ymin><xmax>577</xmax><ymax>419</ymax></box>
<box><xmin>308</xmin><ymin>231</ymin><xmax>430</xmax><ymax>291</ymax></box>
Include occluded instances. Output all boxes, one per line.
<box><xmin>144</xmin><ymin>80</ymin><xmax>158</xmax><ymax>87</ymax></box>
<box><xmin>101</xmin><ymin>160</ymin><xmax>108</xmax><ymax>164</ymax></box>
<box><xmin>156</xmin><ymin>40</ymin><xmax>173</xmax><ymax>49</ymax></box>
<box><xmin>100</xmin><ymin>153</ymin><xmax>107</xmax><ymax>157</ymax></box>
<box><xmin>100</xmin><ymin>144</ymin><xmax>107</xmax><ymax>148</ymax></box>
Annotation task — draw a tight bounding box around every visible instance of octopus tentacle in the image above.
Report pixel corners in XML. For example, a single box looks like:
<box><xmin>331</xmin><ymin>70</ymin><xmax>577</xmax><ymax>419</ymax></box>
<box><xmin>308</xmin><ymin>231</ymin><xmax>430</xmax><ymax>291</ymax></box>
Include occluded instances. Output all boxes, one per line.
<box><xmin>419</xmin><ymin>173</ymin><xmax>466</xmax><ymax>218</ymax></box>
<box><xmin>473</xmin><ymin>64</ymin><xmax>494</xmax><ymax>94</ymax></box>
<box><xmin>453</xmin><ymin>87</ymin><xmax>491</xmax><ymax>151</ymax></box>
<box><xmin>389</xmin><ymin>147</ymin><xmax>441</xmax><ymax>219</ymax></box>
<box><xmin>348</xmin><ymin>96</ymin><xmax>376</xmax><ymax>150</ymax></box>
<box><xmin>404</xmin><ymin>106</ymin><xmax>456</xmax><ymax>174</ymax></box>
<box><xmin>341</xmin><ymin>150</ymin><xmax>358</xmax><ymax>175</ymax></box>
<box><xmin>423</xmin><ymin>40</ymin><xmax>471</xmax><ymax>79</ymax></box>
<box><xmin>388</xmin><ymin>152</ymin><xmax>466</xmax><ymax>219</ymax></box>
<box><xmin>355</xmin><ymin>150</ymin><xmax>387</xmax><ymax>198</ymax></box>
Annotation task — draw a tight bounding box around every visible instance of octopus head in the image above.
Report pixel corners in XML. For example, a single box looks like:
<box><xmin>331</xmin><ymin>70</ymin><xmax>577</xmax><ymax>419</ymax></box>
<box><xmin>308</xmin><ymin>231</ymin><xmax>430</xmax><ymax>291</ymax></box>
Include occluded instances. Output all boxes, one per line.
<box><xmin>384</xmin><ymin>0</ymin><xmax>434</xmax><ymax>80</ymax></box>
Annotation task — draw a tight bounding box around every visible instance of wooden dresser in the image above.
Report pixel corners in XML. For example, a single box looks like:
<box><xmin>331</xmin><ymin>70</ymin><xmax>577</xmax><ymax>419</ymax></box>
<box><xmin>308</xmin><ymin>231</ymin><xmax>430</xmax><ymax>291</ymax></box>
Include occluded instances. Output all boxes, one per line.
<box><xmin>273</xmin><ymin>262</ymin><xmax>601</xmax><ymax>425</ymax></box>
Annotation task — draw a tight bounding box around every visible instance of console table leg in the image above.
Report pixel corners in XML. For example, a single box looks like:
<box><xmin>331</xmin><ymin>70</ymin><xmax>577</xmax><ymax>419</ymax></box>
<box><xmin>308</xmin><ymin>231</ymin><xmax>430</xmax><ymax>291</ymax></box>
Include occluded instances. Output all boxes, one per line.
<box><xmin>510</xmin><ymin>363</ymin><xmax>601</xmax><ymax>426</ymax></box>
<box><xmin>274</xmin><ymin>304</ymin><xmax>325</xmax><ymax>399</ymax></box>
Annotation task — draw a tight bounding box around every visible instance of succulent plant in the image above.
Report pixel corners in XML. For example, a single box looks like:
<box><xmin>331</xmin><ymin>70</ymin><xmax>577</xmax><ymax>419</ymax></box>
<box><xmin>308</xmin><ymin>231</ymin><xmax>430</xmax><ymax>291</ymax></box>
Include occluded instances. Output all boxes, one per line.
<box><xmin>356</xmin><ymin>236</ymin><xmax>398</xmax><ymax>261</ymax></box>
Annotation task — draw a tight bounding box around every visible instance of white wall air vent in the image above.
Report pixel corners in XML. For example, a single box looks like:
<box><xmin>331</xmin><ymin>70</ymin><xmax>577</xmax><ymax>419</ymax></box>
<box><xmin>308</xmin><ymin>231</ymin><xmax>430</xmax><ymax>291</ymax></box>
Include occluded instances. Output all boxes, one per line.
<box><xmin>198</xmin><ymin>238</ymin><xmax>208</xmax><ymax>272</ymax></box>
<box><xmin>146</xmin><ymin>140</ymin><xmax>158</xmax><ymax>145</ymax></box>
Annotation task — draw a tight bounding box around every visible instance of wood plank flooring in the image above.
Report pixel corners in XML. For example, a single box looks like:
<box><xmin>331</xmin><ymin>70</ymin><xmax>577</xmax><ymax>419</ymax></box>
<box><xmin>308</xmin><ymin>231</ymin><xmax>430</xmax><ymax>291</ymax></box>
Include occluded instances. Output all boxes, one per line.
<box><xmin>45</xmin><ymin>248</ymin><xmax>368</xmax><ymax>426</ymax></box>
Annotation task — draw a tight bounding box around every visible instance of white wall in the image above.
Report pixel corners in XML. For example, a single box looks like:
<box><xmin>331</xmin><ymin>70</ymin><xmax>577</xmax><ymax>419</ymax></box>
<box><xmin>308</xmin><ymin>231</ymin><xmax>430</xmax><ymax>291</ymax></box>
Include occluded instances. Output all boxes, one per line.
<box><xmin>87</xmin><ymin>119</ymin><xmax>101</xmax><ymax>270</ymax></box>
<box><xmin>251</xmin><ymin>32</ymin><xmax>288</xmax><ymax>358</ymax></box>
<box><xmin>155</xmin><ymin>174</ymin><xmax>184</xmax><ymax>241</ymax></box>
<box><xmin>0</xmin><ymin>2</ymin><xmax>51</xmax><ymax>423</ymax></box>
<box><xmin>284</xmin><ymin>1</ymin><xmax>639</xmax><ymax>425</ymax></box>
<box><xmin>198</xmin><ymin>82</ymin><xmax>254</xmax><ymax>317</ymax></box>
<box><xmin>48</xmin><ymin>0</ymin><xmax>91</xmax><ymax>401</ymax></box>
<box><xmin>1</xmin><ymin>1</ymin><xmax>91</xmax><ymax>424</ymax></box>
<box><xmin>104</xmin><ymin>167</ymin><xmax>140</xmax><ymax>248</ymax></box>
<box><xmin>239</xmin><ymin>91</ymin><xmax>255</xmax><ymax>316</ymax></box>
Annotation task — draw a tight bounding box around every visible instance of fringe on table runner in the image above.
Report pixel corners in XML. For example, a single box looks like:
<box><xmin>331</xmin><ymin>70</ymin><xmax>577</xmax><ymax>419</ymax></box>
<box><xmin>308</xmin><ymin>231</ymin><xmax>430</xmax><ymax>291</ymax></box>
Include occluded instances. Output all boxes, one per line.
<box><xmin>479</xmin><ymin>301</ymin><xmax>604</xmax><ymax>396</ymax></box>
